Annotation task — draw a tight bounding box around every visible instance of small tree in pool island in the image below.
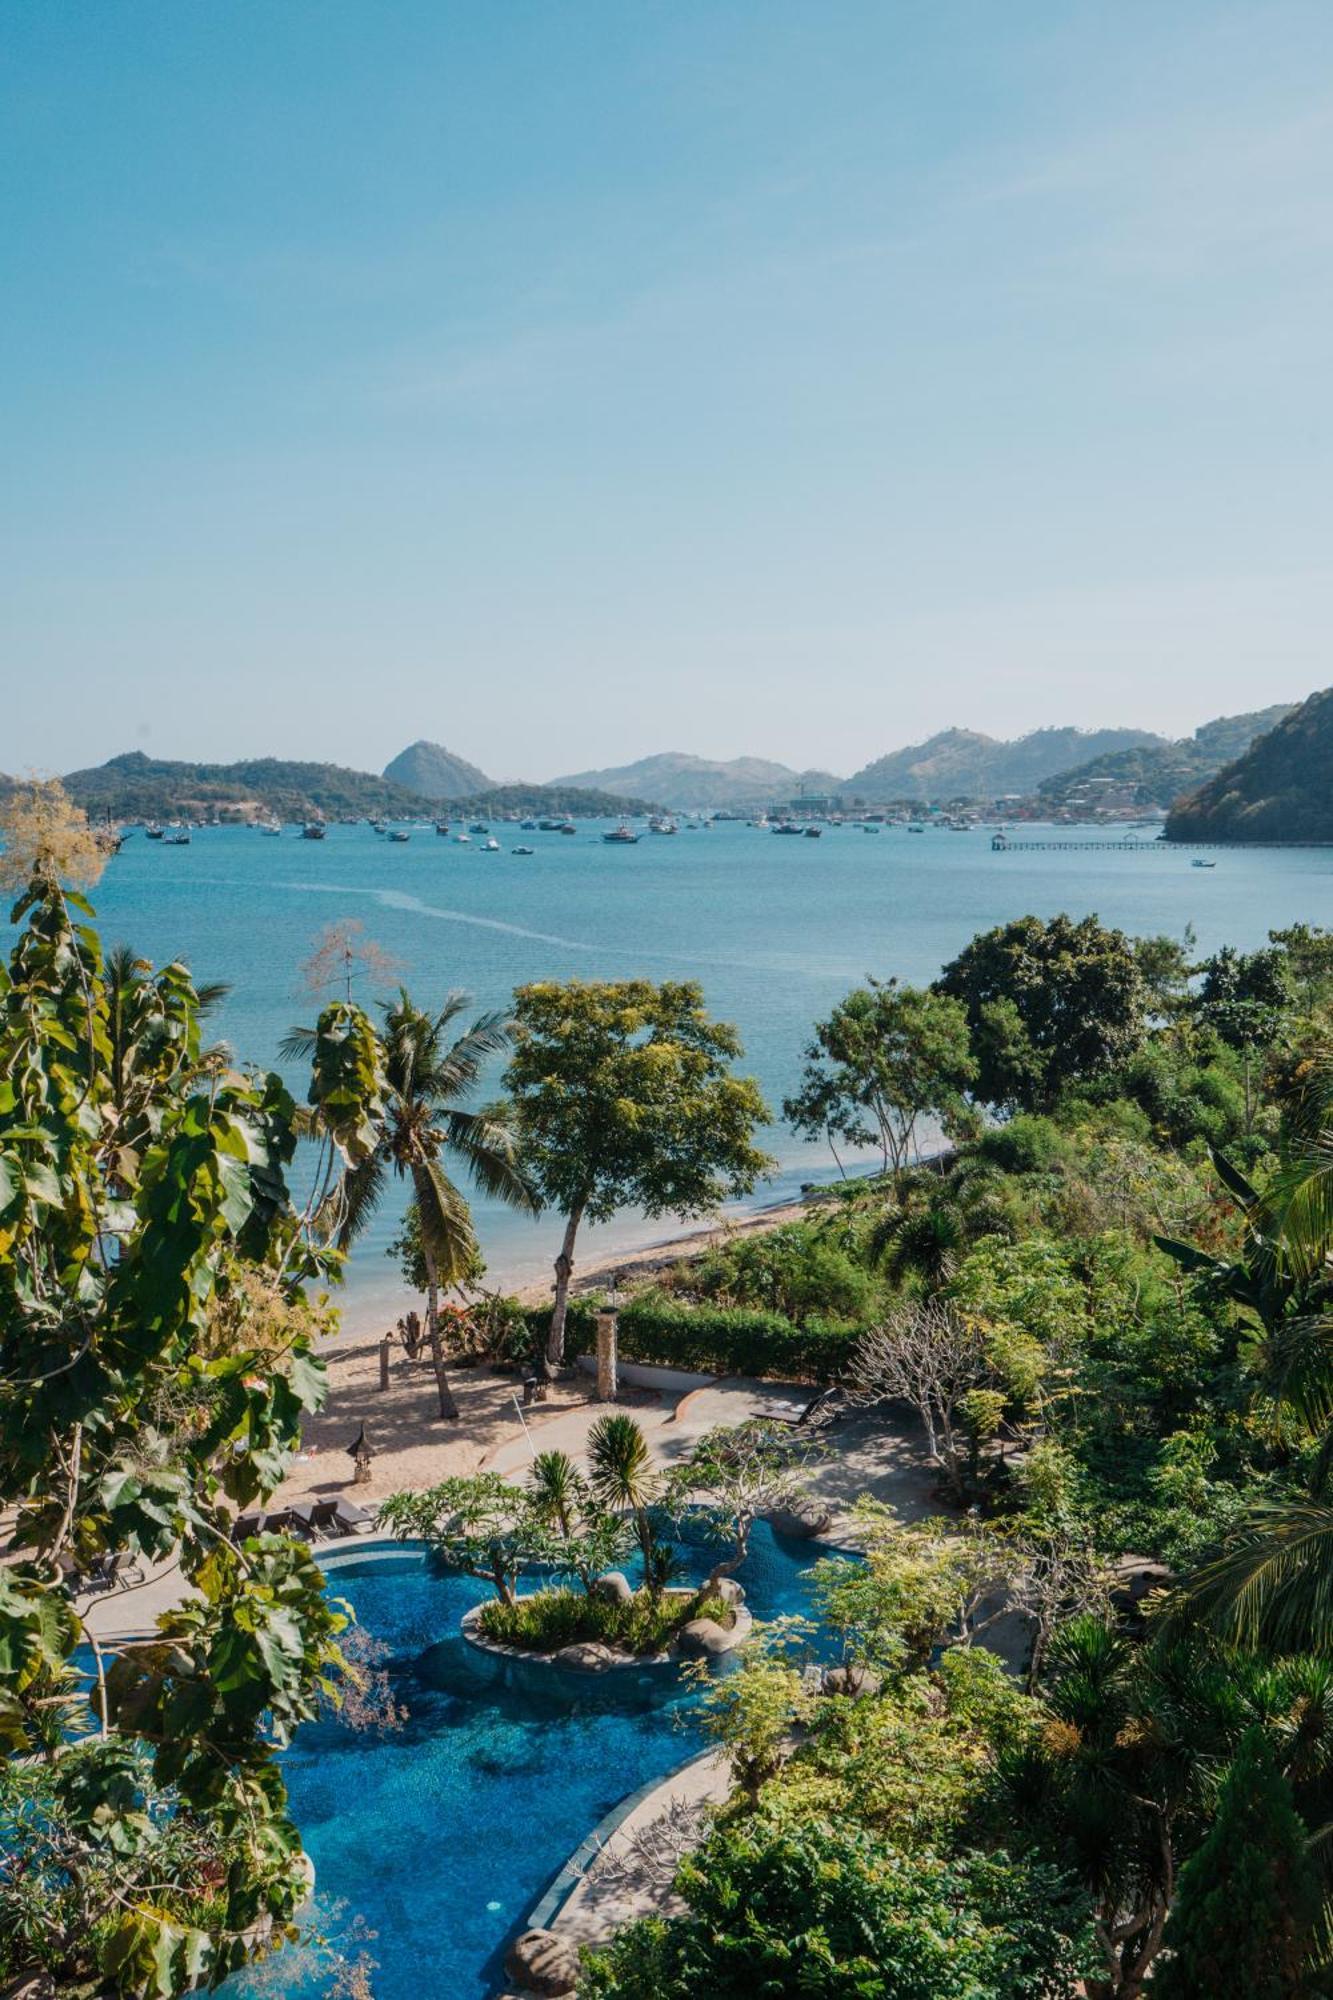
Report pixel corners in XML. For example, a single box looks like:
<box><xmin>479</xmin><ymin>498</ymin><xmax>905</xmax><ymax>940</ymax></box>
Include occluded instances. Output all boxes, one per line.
<box><xmin>505</xmin><ymin>979</ymin><xmax>772</xmax><ymax>1374</ymax></box>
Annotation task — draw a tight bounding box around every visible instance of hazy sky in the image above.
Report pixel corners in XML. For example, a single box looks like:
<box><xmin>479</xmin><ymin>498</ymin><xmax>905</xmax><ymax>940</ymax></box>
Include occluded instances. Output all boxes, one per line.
<box><xmin>4</xmin><ymin>2</ymin><xmax>1331</xmax><ymax>781</ymax></box>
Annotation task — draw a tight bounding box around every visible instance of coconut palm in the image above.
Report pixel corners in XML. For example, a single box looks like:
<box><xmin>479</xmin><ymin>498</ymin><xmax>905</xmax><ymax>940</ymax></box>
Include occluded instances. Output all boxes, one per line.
<box><xmin>284</xmin><ymin>988</ymin><xmax>537</xmax><ymax>1421</ymax></box>
<box><xmin>587</xmin><ymin>1413</ymin><xmax>659</xmax><ymax>1587</ymax></box>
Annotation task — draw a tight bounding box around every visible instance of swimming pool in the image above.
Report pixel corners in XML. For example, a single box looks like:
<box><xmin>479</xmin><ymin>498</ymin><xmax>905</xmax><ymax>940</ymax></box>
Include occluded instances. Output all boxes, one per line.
<box><xmin>229</xmin><ymin>1522</ymin><xmax>849</xmax><ymax>1999</ymax></box>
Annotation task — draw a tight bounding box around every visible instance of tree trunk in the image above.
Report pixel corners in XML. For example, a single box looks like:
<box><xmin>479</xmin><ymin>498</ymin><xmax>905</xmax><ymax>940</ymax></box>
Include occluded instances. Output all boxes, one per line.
<box><xmin>545</xmin><ymin>1202</ymin><xmax>585</xmax><ymax>1376</ymax></box>
<box><xmin>707</xmin><ymin>1521</ymin><xmax>750</xmax><ymax>1594</ymax></box>
<box><xmin>420</xmin><ymin>1243</ymin><xmax>460</xmax><ymax>1421</ymax></box>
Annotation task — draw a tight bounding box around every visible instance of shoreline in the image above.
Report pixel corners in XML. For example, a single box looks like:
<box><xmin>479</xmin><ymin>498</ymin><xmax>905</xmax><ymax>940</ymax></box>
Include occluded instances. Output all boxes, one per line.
<box><xmin>509</xmin><ymin>1192</ymin><xmax>817</xmax><ymax>1306</ymax></box>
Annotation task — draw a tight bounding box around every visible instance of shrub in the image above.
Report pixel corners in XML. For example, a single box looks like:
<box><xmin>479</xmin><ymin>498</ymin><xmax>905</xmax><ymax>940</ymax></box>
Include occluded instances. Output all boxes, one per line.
<box><xmin>517</xmin><ymin>1295</ymin><xmax>862</xmax><ymax>1382</ymax></box>
<box><xmin>476</xmin><ymin>1586</ymin><xmax>729</xmax><ymax>1656</ymax></box>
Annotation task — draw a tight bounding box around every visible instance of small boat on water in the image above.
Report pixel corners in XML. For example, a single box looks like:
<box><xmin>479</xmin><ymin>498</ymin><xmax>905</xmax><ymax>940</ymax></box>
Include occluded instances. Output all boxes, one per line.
<box><xmin>259</xmin><ymin>820</ymin><xmax>282</xmax><ymax>836</ymax></box>
<box><xmin>772</xmin><ymin>822</ymin><xmax>804</xmax><ymax>836</ymax></box>
<box><xmin>455</xmin><ymin>832</ymin><xmax>471</xmax><ymax>844</ymax></box>
<box><xmin>558</xmin><ymin>822</ymin><xmax>578</xmax><ymax>835</ymax></box>
<box><xmin>521</xmin><ymin>819</ymin><xmax>539</xmax><ymax>831</ymax></box>
<box><xmin>163</xmin><ymin>829</ymin><xmax>191</xmax><ymax>847</ymax></box>
<box><xmin>482</xmin><ymin>837</ymin><xmax>501</xmax><ymax>851</ymax></box>
<box><xmin>435</xmin><ymin>821</ymin><xmax>450</xmax><ymax>837</ymax></box>
<box><xmin>469</xmin><ymin>823</ymin><xmax>490</xmax><ymax>836</ymax></box>
<box><xmin>301</xmin><ymin>822</ymin><xmax>326</xmax><ymax>841</ymax></box>
<box><xmin>602</xmin><ymin>822</ymin><xmax>639</xmax><ymax>845</ymax></box>
<box><xmin>1191</xmin><ymin>858</ymin><xmax>1216</xmax><ymax>868</ymax></box>
<box><xmin>648</xmin><ymin>817</ymin><xmax>678</xmax><ymax>835</ymax></box>
<box><xmin>145</xmin><ymin>824</ymin><xmax>164</xmax><ymax>841</ymax></box>
<box><xmin>803</xmin><ymin>825</ymin><xmax>822</xmax><ymax>838</ymax></box>
<box><xmin>388</xmin><ymin>829</ymin><xmax>410</xmax><ymax>843</ymax></box>
<box><xmin>512</xmin><ymin>845</ymin><xmax>535</xmax><ymax>856</ymax></box>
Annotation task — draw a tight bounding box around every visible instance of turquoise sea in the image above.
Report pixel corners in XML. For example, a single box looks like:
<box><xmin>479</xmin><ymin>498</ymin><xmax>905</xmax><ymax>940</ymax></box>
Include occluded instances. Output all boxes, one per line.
<box><xmin>83</xmin><ymin>819</ymin><xmax>1333</xmax><ymax>1327</ymax></box>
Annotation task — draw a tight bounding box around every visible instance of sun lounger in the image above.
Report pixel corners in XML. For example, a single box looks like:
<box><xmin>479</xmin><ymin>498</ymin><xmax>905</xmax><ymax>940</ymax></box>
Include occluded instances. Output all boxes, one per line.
<box><xmin>329</xmin><ymin>1496</ymin><xmax>373</xmax><ymax>1535</ymax></box>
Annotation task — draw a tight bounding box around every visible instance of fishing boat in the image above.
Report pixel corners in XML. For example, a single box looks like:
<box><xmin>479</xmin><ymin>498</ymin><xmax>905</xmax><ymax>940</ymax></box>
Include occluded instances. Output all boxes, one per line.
<box><xmin>455</xmin><ymin>832</ymin><xmax>471</xmax><ymax>844</ymax></box>
<box><xmin>771</xmin><ymin>822</ymin><xmax>803</xmax><ymax>836</ymax></box>
<box><xmin>803</xmin><ymin>825</ymin><xmax>822</xmax><ymax>838</ymax></box>
<box><xmin>648</xmin><ymin>817</ymin><xmax>678</xmax><ymax>835</ymax></box>
<box><xmin>145</xmin><ymin>824</ymin><xmax>164</xmax><ymax>841</ymax></box>
<box><xmin>301</xmin><ymin>822</ymin><xmax>326</xmax><ymax>841</ymax></box>
<box><xmin>163</xmin><ymin>829</ymin><xmax>191</xmax><ymax>847</ymax></box>
<box><xmin>435</xmin><ymin>820</ymin><xmax>450</xmax><ymax>836</ymax></box>
<box><xmin>469</xmin><ymin>823</ymin><xmax>490</xmax><ymax>835</ymax></box>
<box><xmin>512</xmin><ymin>845</ymin><xmax>535</xmax><ymax>856</ymax></box>
<box><xmin>602</xmin><ymin>822</ymin><xmax>639</xmax><ymax>844</ymax></box>
<box><xmin>521</xmin><ymin>819</ymin><xmax>539</xmax><ymax>831</ymax></box>
<box><xmin>1191</xmin><ymin>858</ymin><xmax>1216</xmax><ymax>868</ymax></box>
<box><xmin>482</xmin><ymin>837</ymin><xmax>501</xmax><ymax>851</ymax></box>
<box><xmin>388</xmin><ymin>828</ymin><xmax>410</xmax><ymax>843</ymax></box>
<box><xmin>558</xmin><ymin>821</ymin><xmax>578</xmax><ymax>835</ymax></box>
<box><xmin>259</xmin><ymin>820</ymin><xmax>282</xmax><ymax>836</ymax></box>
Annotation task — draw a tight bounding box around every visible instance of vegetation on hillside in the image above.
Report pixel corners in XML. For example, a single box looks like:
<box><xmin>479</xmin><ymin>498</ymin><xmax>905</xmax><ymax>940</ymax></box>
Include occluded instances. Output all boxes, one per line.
<box><xmin>1039</xmin><ymin>704</ymin><xmax>1294</xmax><ymax>811</ymax></box>
<box><xmin>1166</xmin><ymin>687</ymin><xmax>1333</xmax><ymax>842</ymax></box>
<box><xmin>449</xmin><ymin>783</ymin><xmax>665</xmax><ymax>815</ymax></box>
<box><xmin>59</xmin><ymin>750</ymin><xmax>433</xmax><ymax>820</ymax></box>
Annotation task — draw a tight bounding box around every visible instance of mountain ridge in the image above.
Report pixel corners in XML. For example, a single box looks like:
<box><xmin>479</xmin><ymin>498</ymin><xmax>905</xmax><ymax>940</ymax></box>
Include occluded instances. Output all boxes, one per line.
<box><xmin>1165</xmin><ymin>689</ymin><xmax>1333</xmax><ymax>842</ymax></box>
<box><xmin>382</xmin><ymin>740</ymin><xmax>493</xmax><ymax>800</ymax></box>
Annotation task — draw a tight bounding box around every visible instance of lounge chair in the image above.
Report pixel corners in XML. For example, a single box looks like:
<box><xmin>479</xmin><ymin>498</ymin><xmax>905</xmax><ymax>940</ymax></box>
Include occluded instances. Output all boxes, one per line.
<box><xmin>329</xmin><ymin>1496</ymin><xmax>373</xmax><ymax>1535</ymax></box>
<box><xmin>232</xmin><ymin>1511</ymin><xmax>269</xmax><ymax>1541</ymax></box>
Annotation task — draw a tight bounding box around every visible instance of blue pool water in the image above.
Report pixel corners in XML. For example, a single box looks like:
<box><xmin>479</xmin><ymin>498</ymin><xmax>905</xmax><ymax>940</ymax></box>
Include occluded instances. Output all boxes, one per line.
<box><xmin>232</xmin><ymin>1522</ymin><xmax>851</xmax><ymax>1999</ymax></box>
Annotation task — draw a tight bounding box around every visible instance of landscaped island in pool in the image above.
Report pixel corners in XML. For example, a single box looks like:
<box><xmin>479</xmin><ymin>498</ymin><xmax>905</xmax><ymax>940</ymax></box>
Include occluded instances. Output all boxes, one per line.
<box><xmin>226</xmin><ymin>1522</ymin><xmax>850</xmax><ymax>2000</ymax></box>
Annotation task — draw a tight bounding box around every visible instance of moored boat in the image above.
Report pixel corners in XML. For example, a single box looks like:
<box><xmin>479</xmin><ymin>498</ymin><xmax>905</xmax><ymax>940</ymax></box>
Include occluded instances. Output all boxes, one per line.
<box><xmin>602</xmin><ymin>822</ymin><xmax>639</xmax><ymax>844</ymax></box>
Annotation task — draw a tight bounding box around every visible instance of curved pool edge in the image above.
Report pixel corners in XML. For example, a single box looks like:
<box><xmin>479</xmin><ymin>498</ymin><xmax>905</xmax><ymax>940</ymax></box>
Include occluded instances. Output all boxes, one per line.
<box><xmin>526</xmin><ymin>1746</ymin><xmax>724</xmax><ymax>1938</ymax></box>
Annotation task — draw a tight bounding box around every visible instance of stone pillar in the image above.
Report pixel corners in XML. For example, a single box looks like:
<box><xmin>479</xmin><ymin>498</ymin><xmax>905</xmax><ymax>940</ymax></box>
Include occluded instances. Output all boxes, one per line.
<box><xmin>595</xmin><ymin>1310</ymin><xmax>619</xmax><ymax>1403</ymax></box>
<box><xmin>378</xmin><ymin>1337</ymin><xmax>391</xmax><ymax>1392</ymax></box>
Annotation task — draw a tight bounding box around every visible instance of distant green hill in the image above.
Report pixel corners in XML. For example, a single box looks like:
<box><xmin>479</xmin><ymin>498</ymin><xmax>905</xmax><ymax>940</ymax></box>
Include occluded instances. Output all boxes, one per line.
<box><xmin>550</xmin><ymin>752</ymin><xmax>843</xmax><ymax>810</ymax></box>
<box><xmin>1165</xmin><ymin>689</ymin><xmax>1333</xmax><ymax>842</ymax></box>
<box><xmin>1040</xmin><ymin>705</ymin><xmax>1295</xmax><ymax>810</ymax></box>
<box><xmin>450</xmin><ymin>784</ymin><xmax>663</xmax><ymax>816</ymax></box>
<box><xmin>62</xmin><ymin>752</ymin><xmax>430</xmax><ymax>820</ymax></box>
<box><xmin>382</xmin><ymin>740</ymin><xmax>493</xmax><ymax>799</ymax></box>
<box><xmin>848</xmin><ymin>725</ymin><xmax>1162</xmax><ymax>802</ymax></box>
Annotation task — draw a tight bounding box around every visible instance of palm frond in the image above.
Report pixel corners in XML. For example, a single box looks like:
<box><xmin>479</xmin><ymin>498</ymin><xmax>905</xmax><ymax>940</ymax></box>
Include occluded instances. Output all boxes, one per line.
<box><xmin>444</xmin><ymin>1107</ymin><xmax>540</xmax><ymax>1212</ymax></box>
<box><xmin>412</xmin><ymin>1157</ymin><xmax>481</xmax><ymax>1288</ymax></box>
<box><xmin>328</xmin><ymin>1153</ymin><xmax>388</xmax><ymax>1251</ymax></box>
<box><xmin>280</xmin><ymin>1023</ymin><xmax>319</xmax><ymax>1063</ymax></box>
<box><xmin>1174</xmin><ymin>1500</ymin><xmax>1333</xmax><ymax>1653</ymax></box>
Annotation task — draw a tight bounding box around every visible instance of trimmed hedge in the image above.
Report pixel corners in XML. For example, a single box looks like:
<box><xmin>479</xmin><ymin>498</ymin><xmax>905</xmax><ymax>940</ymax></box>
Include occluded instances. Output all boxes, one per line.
<box><xmin>519</xmin><ymin>1297</ymin><xmax>862</xmax><ymax>1383</ymax></box>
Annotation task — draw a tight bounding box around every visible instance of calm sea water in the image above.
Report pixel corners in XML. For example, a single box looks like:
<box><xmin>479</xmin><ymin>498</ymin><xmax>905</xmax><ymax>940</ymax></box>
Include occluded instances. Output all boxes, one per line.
<box><xmin>82</xmin><ymin>820</ymin><xmax>1333</xmax><ymax>1323</ymax></box>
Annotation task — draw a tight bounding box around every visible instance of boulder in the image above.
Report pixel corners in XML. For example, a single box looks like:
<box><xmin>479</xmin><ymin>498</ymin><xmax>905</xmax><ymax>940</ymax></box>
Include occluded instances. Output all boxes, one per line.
<box><xmin>591</xmin><ymin>1570</ymin><xmax>633</xmax><ymax>1604</ymax></box>
<box><xmin>553</xmin><ymin>1641</ymin><xmax>618</xmax><ymax>1672</ymax></box>
<box><xmin>768</xmin><ymin>1502</ymin><xmax>833</xmax><ymax>1539</ymax></box>
<box><xmin>675</xmin><ymin>1617</ymin><xmax>734</xmax><ymax>1659</ymax></box>
<box><xmin>503</xmin><ymin>1929</ymin><xmax>580</xmax><ymax>1996</ymax></box>
<box><xmin>821</xmin><ymin>1663</ymin><xmax>883</xmax><ymax>1698</ymax></box>
<box><xmin>714</xmin><ymin>1576</ymin><xmax>745</xmax><ymax>1606</ymax></box>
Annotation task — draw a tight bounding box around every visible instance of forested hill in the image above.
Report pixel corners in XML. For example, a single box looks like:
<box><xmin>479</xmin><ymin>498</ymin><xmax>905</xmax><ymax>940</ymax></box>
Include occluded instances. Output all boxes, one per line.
<box><xmin>450</xmin><ymin>784</ymin><xmax>663</xmax><ymax>816</ymax></box>
<box><xmin>1040</xmin><ymin>704</ymin><xmax>1295</xmax><ymax>811</ymax></box>
<box><xmin>1165</xmin><ymin>688</ymin><xmax>1333</xmax><ymax>842</ymax></box>
<box><xmin>60</xmin><ymin>752</ymin><xmax>433</xmax><ymax>820</ymax></box>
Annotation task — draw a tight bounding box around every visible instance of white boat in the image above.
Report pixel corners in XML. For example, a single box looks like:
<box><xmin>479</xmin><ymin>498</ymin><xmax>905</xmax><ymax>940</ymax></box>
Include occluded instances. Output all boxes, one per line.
<box><xmin>388</xmin><ymin>829</ymin><xmax>410</xmax><ymax>843</ymax></box>
<box><xmin>455</xmin><ymin>832</ymin><xmax>471</xmax><ymax>844</ymax></box>
<box><xmin>1191</xmin><ymin>858</ymin><xmax>1216</xmax><ymax>868</ymax></box>
<box><xmin>482</xmin><ymin>837</ymin><xmax>501</xmax><ymax>851</ymax></box>
<box><xmin>512</xmin><ymin>845</ymin><xmax>535</xmax><ymax>856</ymax></box>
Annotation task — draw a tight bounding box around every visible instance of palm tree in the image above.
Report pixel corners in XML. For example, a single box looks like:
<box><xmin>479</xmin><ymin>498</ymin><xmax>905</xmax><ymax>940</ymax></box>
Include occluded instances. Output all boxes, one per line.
<box><xmin>528</xmin><ymin>1449</ymin><xmax>586</xmax><ymax>1539</ymax></box>
<box><xmin>587</xmin><ymin>1413</ymin><xmax>659</xmax><ymax>1588</ymax></box>
<box><xmin>1168</xmin><ymin>1055</ymin><xmax>1333</xmax><ymax>1650</ymax></box>
<box><xmin>285</xmin><ymin>988</ymin><xmax>537</xmax><ymax>1421</ymax></box>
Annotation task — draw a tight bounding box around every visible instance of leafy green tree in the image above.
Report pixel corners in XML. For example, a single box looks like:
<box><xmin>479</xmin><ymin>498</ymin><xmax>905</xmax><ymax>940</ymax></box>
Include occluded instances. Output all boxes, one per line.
<box><xmin>935</xmin><ymin>913</ymin><xmax>1147</xmax><ymax>1111</ymax></box>
<box><xmin>580</xmin><ymin>1816</ymin><xmax>1088</xmax><ymax>2000</ymax></box>
<box><xmin>504</xmin><ymin>980</ymin><xmax>770</xmax><ymax>1370</ymax></box>
<box><xmin>375</xmin><ymin>1474</ymin><xmax>561</xmax><ymax>1606</ymax></box>
<box><xmin>0</xmin><ymin>865</ymin><xmax>380</xmax><ymax>1996</ymax></box>
<box><xmin>286</xmin><ymin>989</ymin><xmax>536</xmax><ymax>1419</ymax></box>
<box><xmin>1155</xmin><ymin>1729</ymin><xmax>1319</xmax><ymax>2000</ymax></box>
<box><xmin>784</xmin><ymin>978</ymin><xmax>977</xmax><ymax>1179</ymax></box>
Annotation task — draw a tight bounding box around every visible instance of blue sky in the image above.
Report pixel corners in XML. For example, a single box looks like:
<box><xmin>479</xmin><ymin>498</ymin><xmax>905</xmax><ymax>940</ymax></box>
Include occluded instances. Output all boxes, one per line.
<box><xmin>3</xmin><ymin>2</ymin><xmax>1331</xmax><ymax>780</ymax></box>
